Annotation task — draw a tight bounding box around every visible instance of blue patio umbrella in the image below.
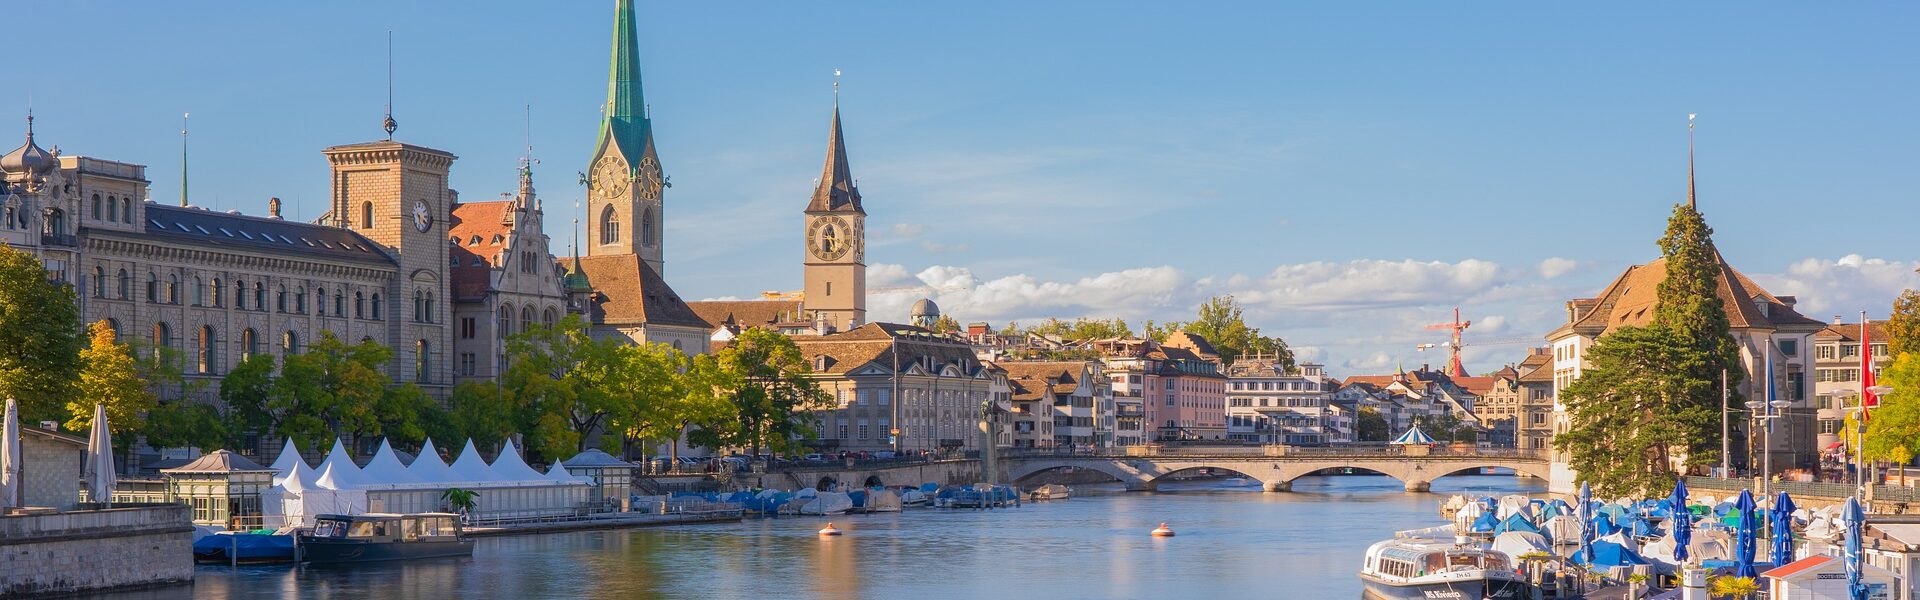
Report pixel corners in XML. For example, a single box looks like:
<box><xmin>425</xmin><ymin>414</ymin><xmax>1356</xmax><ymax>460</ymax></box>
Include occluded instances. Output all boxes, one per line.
<box><xmin>1844</xmin><ymin>496</ymin><xmax>1867</xmax><ymax>600</ymax></box>
<box><xmin>1771</xmin><ymin>491</ymin><xmax>1797</xmax><ymax>567</ymax></box>
<box><xmin>1579</xmin><ymin>482</ymin><xmax>1596</xmax><ymax>567</ymax></box>
<box><xmin>1733</xmin><ymin>489</ymin><xmax>1759</xmax><ymax>578</ymax></box>
<box><xmin>1670</xmin><ymin>479</ymin><xmax>1692</xmax><ymax>563</ymax></box>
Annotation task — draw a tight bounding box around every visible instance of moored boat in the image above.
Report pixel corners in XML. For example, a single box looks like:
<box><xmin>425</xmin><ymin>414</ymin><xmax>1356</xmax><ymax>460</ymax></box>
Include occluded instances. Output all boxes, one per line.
<box><xmin>193</xmin><ymin>531</ymin><xmax>297</xmax><ymax>564</ymax></box>
<box><xmin>299</xmin><ymin>513</ymin><xmax>473</xmax><ymax>564</ymax></box>
<box><xmin>1028</xmin><ymin>484</ymin><xmax>1070</xmax><ymax>501</ymax></box>
<box><xmin>1358</xmin><ymin>536</ymin><xmax>1528</xmax><ymax>600</ymax></box>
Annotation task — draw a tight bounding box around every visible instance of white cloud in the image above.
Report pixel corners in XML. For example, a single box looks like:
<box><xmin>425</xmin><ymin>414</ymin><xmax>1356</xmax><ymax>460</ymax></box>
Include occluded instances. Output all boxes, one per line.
<box><xmin>1752</xmin><ymin>255</ymin><xmax>1920</xmax><ymax>319</ymax></box>
<box><xmin>1538</xmin><ymin>257</ymin><xmax>1579</xmax><ymax>280</ymax></box>
<box><xmin>891</xmin><ymin>223</ymin><xmax>926</xmax><ymax>238</ymax></box>
<box><xmin>920</xmin><ymin>240</ymin><xmax>972</xmax><ymax>254</ymax></box>
<box><xmin>1231</xmin><ymin>259</ymin><xmax>1510</xmax><ymax>311</ymax></box>
<box><xmin>1343</xmin><ymin>351</ymin><xmax>1395</xmax><ymax>372</ymax></box>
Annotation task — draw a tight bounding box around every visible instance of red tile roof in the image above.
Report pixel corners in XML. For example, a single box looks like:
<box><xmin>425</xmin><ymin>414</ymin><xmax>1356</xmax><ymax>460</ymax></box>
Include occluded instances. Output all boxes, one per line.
<box><xmin>567</xmin><ymin>254</ymin><xmax>708</xmax><ymax>329</ymax></box>
<box><xmin>1761</xmin><ymin>555</ymin><xmax>1832</xmax><ymax>579</ymax></box>
<box><xmin>1818</xmin><ymin>321</ymin><xmax>1890</xmax><ymax>343</ymax></box>
<box><xmin>448</xmin><ymin>201</ymin><xmax>516</xmax><ymax>301</ymax></box>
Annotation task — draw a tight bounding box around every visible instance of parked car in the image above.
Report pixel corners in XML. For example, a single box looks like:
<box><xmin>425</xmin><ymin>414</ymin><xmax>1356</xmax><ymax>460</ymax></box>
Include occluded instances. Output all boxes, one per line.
<box><xmin>872</xmin><ymin>451</ymin><xmax>897</xmax><ymax>459</ymax></box>
<box><xmin>803</xmin><ymin>453</ymin><xmax>826</xmax><ymax>462</ymax></box>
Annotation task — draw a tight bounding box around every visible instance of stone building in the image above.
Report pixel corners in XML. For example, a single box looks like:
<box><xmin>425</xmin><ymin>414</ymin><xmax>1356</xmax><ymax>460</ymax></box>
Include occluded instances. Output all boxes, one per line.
<box><xmin>997</xmin><ymin>361</ymin><xmax>1112</xmax><ymax>448</ymax></box>
<box><xmin>1088</xmin><ymin>334</ymin><xmax>1227</xmax><ymax>442</ymax></box>
<box><xmin>1225</xmin><ymin>360</ymin><xmax>1336</xmax><ymax>445</ymax></box>
<box><xmin>0</xmin><ymin>0</ymin><xmax>712</xmax><ymax>419</ymax></box>
<box><xmin>789</xmin><ymin>323</ymin><xmax>999</xmax><ymax>454</ymax></box>
<box><xmin>1812</xmin><ymin>318</ymin><xmax>1891</xmax><ymax>451</ymax></box>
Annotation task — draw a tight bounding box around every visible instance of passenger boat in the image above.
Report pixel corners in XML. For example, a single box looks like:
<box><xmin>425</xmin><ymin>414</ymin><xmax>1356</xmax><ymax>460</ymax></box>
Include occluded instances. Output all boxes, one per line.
<box><xmin>299</xmin><ymin>513</ymin><xmax>473</xmax><ymax>564</ymax></box>
<box><xmin>1358</xmin><ymin>535</ymin><xmax>1528</xmax><ymax>600</ymax></box>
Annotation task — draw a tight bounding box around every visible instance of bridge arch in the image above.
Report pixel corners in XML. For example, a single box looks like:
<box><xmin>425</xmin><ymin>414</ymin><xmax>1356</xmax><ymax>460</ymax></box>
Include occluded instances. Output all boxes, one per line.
<box><xmin>1008</xmin><ymin>460</ymin><xmax>1151</xmax><ymax>491</ymax></box>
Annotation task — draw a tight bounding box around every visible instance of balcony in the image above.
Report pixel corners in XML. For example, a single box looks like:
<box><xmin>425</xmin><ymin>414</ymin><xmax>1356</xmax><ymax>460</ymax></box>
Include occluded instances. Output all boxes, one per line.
<box><xmin>43</xmin><ymin>233</ymin><xmax>78</xmax><ymax>247</ymax></box>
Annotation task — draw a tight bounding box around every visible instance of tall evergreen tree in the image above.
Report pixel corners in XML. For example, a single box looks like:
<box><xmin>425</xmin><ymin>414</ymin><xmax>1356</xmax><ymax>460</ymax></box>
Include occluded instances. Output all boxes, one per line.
<box><xmin>1651</xmin><ymin>202</ymin><xmax>1745</xmax><ymax>398</ymax></box>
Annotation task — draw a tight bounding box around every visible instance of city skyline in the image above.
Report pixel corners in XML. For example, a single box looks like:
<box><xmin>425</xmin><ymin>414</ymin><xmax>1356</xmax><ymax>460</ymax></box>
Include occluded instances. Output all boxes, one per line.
<box><xmin>11</xmin><ymin>1</ymin><xmax>1918</xmax><ymax>371</ymax></box>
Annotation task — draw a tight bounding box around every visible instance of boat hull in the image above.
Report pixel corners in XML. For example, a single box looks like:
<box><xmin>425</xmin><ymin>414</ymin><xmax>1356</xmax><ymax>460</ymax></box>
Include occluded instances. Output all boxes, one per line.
<box><xmin>299</xmin><ymin>537</ymin><xmax>473</xmax><ymax>564</ymax></box>
<box><xmin>1359</xmin><ymin>576</ymin><xmax>1529</xmax><ymax>600</ymax></box>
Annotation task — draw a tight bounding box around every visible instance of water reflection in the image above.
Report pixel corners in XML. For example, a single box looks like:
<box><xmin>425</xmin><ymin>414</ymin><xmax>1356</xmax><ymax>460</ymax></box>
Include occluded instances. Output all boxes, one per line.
<box><xmin>93</xmin><ymin>474</ymin><xmax>1542</xmax><ymax>600</ymax></box>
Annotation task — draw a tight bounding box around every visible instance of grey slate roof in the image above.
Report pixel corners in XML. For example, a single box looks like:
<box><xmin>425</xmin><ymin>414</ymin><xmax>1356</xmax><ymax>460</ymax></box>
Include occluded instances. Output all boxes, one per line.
<box><xmin>132</xmin><ymin>204</ymin><xmax>394</xmax><ymax>264</ymax></box>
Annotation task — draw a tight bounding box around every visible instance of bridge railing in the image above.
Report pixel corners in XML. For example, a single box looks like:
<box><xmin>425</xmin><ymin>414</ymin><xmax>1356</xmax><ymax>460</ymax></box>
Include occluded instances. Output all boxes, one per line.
<box><xmin>997</xmin><ymin>445</ymin><xmax>1551</xmax><ymax>460</ymax></box>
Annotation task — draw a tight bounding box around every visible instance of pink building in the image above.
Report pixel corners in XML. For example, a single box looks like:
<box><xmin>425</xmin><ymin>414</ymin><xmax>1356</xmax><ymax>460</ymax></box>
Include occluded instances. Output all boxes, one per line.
<box><xmin>1093</xmin><ymin>332</ymin><xmax>1228</xmax><ymax>442</ymax></box>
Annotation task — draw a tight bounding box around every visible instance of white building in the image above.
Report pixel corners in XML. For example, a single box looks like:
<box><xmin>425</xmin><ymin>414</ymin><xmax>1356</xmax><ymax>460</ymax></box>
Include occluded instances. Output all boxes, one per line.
<box><xmin>1225</xmin><ymin>360</ymin><xmax>1337</xmax><ymax>445</ymax></box>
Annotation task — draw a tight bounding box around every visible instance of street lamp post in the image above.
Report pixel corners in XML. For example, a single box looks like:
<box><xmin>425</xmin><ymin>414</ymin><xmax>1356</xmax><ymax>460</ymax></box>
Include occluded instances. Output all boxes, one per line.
<box><xmin>1853</xmin><ymin>385</ymin><xmax>1897</xmax><ymax>494</ymax></box>
<box><xmin>1746</xmin><ymin>398</ymin><xmax>1791</xmax><ymax>497</ymax></box>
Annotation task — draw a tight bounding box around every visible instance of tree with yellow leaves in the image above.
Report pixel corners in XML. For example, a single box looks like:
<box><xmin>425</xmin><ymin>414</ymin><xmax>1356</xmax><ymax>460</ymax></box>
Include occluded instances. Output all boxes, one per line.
<box><xmin>65</xmin><ymin>320</ymin><xmax>156</xmax><ymax>438</ymax></box>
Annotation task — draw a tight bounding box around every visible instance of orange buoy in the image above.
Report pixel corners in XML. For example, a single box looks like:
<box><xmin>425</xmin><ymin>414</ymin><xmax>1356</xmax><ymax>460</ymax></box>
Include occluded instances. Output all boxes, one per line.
<box><xmin>818</xmin><ymin>522</ymin><xmax>843</xmax><ymax>536</ymax></box>
<box><xmin>1150</xmin><ymin>522</ymin><xmax>1175</xmax><ymax>537</ymax></box>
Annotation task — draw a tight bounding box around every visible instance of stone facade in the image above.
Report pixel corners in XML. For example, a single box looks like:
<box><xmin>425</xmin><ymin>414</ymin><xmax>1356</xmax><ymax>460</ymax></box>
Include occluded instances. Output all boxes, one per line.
<box><xmin>791</xmin><ymin>323</ymin><xmax>998</xmax><ymax>453</ymax></box>
<box><xmin>18</xmin><ymin>427</ymin><xmax>86</xmax><ymax>509</ymax></box>
<box><xmin>0</xmin><ymin>505</ymin><xmax>194</xmax><ymax>598</ymax></box>
<box><xmin>1225</xmin><ymin>360</ymin><xmax>1336</xmax><ymax>445</ymax></box>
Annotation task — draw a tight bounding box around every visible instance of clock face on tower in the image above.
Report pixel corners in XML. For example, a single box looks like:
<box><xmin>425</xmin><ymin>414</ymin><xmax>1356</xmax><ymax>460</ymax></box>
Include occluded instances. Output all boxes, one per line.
<box><xmin>638</xmin><ymin>157</ymin><xmax>661</xmax><ymax>201</ymax></box>
<box><xmin>595</xmin><ymin>155</ymin><xmax>630</xmax><ymax>199</ymax></box>
<box><xmin>807</xmin><ymin>216</ymin><xmax>852</xmax><ymax>261</ymax></box>
<box><xmin>411</xmin><ymin>200</ymin><xmax>432</xmax><ymax>232</ymax></box>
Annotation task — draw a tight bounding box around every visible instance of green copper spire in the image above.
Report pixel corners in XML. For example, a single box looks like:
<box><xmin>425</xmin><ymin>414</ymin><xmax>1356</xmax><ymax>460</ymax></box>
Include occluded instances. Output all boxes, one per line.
<box><xmin>596</xmin><ymin>0</ymin><xmax>651</xmax><ymax>172</ymax></box>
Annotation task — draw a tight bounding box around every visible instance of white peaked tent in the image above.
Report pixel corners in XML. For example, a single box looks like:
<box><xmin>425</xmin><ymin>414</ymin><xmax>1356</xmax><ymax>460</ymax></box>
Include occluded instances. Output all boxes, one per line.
<box><xmin>447</xmin><ymin>439</ymin><xmax>501</xmax><ymax>485</ymax></box>
<box><xmin>301</xmin><ymin>462</ymin><xmax>368</xmax><ymax>519</ymax></box>
<box><xmin>488</xmin><ymin>439</ymin><xmax>549</xmax><ymax>484</ymax></box>
<box><xmin>262</xmin><ymin>459</ymin><xmax>319</xmax><ymax>527</ymax></box>
<box><xmin>546</xmin><ymin>461</ymin><xmax>587</xmax><ymax>484</ymax></box>
<box><xmin>268</xmin><ymin>438</ymin><xmax>313</xmax><ymax>486</ymax></box>
<box><xmin>408</xmin><ymin>439</ymin><xmax>452</xmax><ymax>484</ymax></box>
<box><xmin>315</xmin><ymin>439</ymin><xmax>362</xmax><ymax>489</ymax></box>
<box><xmin>358</xmin><ymin>439</ymin><xmax>421</xmax><ymax>487</ymax></box>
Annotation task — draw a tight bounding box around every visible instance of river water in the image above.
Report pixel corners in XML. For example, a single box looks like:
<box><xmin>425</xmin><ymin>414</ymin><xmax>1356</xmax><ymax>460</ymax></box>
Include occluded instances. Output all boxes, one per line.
<box><xmin>106</xmin><ymin>473</ymin><xmax>1543</xmax><ymax>600</ymax></box>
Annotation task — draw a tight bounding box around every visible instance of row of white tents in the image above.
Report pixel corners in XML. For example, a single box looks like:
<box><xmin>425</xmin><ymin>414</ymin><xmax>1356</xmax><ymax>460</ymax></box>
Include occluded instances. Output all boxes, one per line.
<box><xmin>263</xmin><ymin>437</ymin><xmax>591</xmax><ymax>527</ymax></box>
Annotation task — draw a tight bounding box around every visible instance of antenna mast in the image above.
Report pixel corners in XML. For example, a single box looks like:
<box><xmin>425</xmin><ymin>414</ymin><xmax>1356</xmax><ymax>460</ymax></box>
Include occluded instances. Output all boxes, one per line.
<box><xmin>383</xmin><ymin>31</ymin><xmax>398</xmax><ymax>140</ymax></box>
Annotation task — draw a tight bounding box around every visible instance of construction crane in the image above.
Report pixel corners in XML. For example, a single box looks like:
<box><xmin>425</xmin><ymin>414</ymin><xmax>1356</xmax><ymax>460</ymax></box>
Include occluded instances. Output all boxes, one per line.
<box><xmin>1421</xmin><ymin>308</ymin><xmax>1471</xmax><ymax>377</ymax></box>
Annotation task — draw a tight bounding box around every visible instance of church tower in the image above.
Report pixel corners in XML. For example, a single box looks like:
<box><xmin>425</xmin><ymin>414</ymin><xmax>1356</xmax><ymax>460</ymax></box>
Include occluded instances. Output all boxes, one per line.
<box><xmin>585</xmin><ymin>0</ymin><xmax>666</xmax><ymax>276</ymax></box>
<box><xmin>801</xmin><ymin>100</ymin><xmax>866</xmax><ymax>331</ymax></box>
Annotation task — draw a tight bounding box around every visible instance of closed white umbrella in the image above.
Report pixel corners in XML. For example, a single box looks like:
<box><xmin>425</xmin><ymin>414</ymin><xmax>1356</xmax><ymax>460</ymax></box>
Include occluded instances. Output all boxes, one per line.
<box><xmin>1</xmin><ymin>398</ymin><xmax>20</xmax><ymax>509</ymax></box>
<box><xmin>83</xmin><ymin>403</ymin><xmax>116</xmax><ymax>506</ymax></box>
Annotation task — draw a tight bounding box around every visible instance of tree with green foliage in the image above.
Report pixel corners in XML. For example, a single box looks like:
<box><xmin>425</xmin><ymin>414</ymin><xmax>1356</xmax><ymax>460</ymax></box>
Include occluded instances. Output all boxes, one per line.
<box><xmin>502</xmin><ymin>315</ymin><xmax>627</xmax><ymax>459</ymax></box>
<box><xmin>604</xmin><ymin>342</ymin><xmax>701</xmax><ymax>463</ymax></box>
<box><xmin>927</xmin><ymin>314</ymin><xmax>961</xmax><ymax>334</ymax></box>
<box><xmin>687</xmin><ymin>328</ymin><xmax>831</xmax><ymax>457</ymax></box>
<box><xmin>144</xmin><ymin>401</ymin><xmax>230</xmax><ymax>452</ymax></box>
<box><xmin>0</xmin><ymin>244</ymin><xmax>83</xmax><ymax>424</ymax></box>
<box><xmin>1555</xmin><ymin>202</ymin><xmax>1742</xmax><ymax>498</ymax></box>
<box><xmin>1026</xmin><ymin>317</ymin><xmax>1133</xmax><ymax>341</ymax></box>
<box><xmin>1890</xmin><ymin>288</ymin><xmax>1920</xmax><ymax>358</ymax></box>
<box><xmin>1152</xmin><ymin>296</ymin><xmax>1293</xmax><ymax>369</ymax></box>
<box><xmin>219</xmin><ymin>333</ymin><xmax>400</xmax><ymax>452</ymax></box>
<box><xmin>376</xmin><ymin>384</ymin><xmax>434</xmax><ymax>447</ymax></box>
<box><xmin>1356</xmin><ymin>407</ymin><xmax>1389</xmax><ymax>442</ymax></box>
<box><xmin>65</xmin><ymin>320</ymin><xmax>157</xmax><ymax>438</ymax></box>
<box><xmin>435</xmin><ymin>381</ymin><xmax>517</xmax><ymax>451</ymax></box>
<box><xmin>1865</xmin><ymin>353</ymin><xmax>1920</xmax><ymax>478</ymax></box>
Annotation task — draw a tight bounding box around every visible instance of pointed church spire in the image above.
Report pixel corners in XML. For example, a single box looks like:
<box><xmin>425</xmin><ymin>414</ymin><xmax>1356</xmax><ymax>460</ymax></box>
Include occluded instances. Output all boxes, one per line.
<box><xmin>808</xmin><ymin>78</ymin><xmax>863</xmax><ymax>214</ymax></box>
<box><xmin>1687</xmin><ymin>113</ymin><xmax>1697</xmax><ymax>209</ymax></box>
<box><xmin>596</xmin><ymin>0</ymin><xmax>650</xmax><ymax>169</ymax></box>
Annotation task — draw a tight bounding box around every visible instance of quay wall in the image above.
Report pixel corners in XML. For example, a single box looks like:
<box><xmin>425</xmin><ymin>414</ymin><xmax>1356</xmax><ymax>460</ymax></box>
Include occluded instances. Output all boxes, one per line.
<box><xmin>0</xmin><ymin>505</ymin><xmax>194</xmax><ymax>598</ymax></box>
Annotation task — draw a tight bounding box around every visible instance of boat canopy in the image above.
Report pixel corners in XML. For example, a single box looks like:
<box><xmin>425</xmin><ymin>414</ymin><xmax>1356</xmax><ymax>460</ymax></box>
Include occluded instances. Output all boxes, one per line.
<box><xmin>1390</xmin><ymin>426</ymin><xmax>1435</xmax><ymax>445</ymax></box>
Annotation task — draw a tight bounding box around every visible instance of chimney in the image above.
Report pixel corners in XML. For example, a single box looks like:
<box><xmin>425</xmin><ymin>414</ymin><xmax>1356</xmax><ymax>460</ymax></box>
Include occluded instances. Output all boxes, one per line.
<box><xmin>267</xmin><ymin>197</ymin><xmax>282</xmax><ymax>219</ymax></box>
<box><xmin>1836</xmin><ymin>315</ymin><xmax>1845</xmax><ymax>325</ymax></box>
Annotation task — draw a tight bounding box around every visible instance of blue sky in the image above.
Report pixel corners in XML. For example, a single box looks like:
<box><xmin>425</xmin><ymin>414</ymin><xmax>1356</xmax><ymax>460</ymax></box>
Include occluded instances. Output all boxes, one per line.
<box><xmin>12</xmin><ymin>2</ymin><xmax>1919</xmax><ymax>372</ymax></box>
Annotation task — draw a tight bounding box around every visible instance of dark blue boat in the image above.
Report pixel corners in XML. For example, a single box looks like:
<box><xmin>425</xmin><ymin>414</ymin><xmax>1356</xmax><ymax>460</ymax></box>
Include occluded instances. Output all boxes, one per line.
<box><xmin>299</xmin><ymin>513</ymin><xmax>473</xmax><ymax>564</ymax></box>
<box><xmin>193</xmin><ymin>532</ymin><xmax>297</xmax><ymax>564</ymax></box>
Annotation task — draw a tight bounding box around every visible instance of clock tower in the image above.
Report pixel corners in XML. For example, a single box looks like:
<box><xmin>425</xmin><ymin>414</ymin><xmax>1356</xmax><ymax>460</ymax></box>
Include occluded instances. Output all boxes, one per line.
<box><xmin>585</xmin><ymin>0</ymin><xmax>666</xmax><ymax>276</ymax></box>
<box><xmin>802</xmin><ymin>101</ymin><xmax>866</xmax><ymax>331</ymax></box>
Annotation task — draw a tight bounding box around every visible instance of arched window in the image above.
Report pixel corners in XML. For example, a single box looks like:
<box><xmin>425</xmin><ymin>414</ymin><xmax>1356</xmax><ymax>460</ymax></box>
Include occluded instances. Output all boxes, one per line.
<box><xmin>210</xmin><ymin>278</ymin><xmax>223</xmax><ymax>307</ymax></box>
<box><xmin>241</xmin><ymin>328</ymin><xmax>259</xmax><ymax>360</ymax></box>
<box><xmin>333</xmin><ymin>291</ymin><xmax>344</xmax><ymax>316</ymax></box>
<box><xmin>197</xmin><ymin>326</ymin><xmax>217</xmax><ymax>373</ymax></box>
<box><xmin>145</xmin><ymin>272</ymin><xmax>158</xmax><ymax>302</ymax></box>
<box><xmin>370</xmin><ymin>294</ymin><xmax>382</xmax><ymax>320</ymax></box>
<box><xmin>599</xmin><ymin>205</ymin><xmax>619</xmax><ymax>245</ymax></box>
<box><xmin>233</xmin><ymin>279</ymin><xmax>247</xmax><ymax>310</ymax></box>
<box><xmin>424</xmin><ymin>293</ymin><xmax>435</xmax><ymax>323</ymax></box>
<box><xmin>640</xmin><ymin>209</ymin><xmax>653</xmax><ymax>247</ymax></box>
<box><xmin>415</xmin><ymin>339</ymin><xmax>430</xmax><ymax>383</ymax></box>
<box><xmin>107</xmin><ymin>197</ymin><xmax>119</xmax><ymax>222</ymax></box>
<box><xmin>152</xmin><ymin>322</ymin><xmax>172</xmax><ymax>352</ymax></box>
<box><xmin>543</xmin><ymin>307</ymin><xmax>558</xmax><ymax>327</ymax></box>
<box><xmin>91</xmin><ymin>267</ymin><xmax>105</xmax><ymax>298</ymax></box>
<box><xmin>121</xmin><ymin>199</ymin><xmax>131</xmax><ymax>223</ymax></box>
<box><xmin>116</xmin><ymin>269</ymin><xmax>130</xmax><ymax>299</ymax></box>
<box><xmin>314</xmin><ymin>288</ymin><xmax>325</xmax><ymax>314</ymax></box>
<box><xmin>360</xmin><ymin>202</ymin><xmax>374</xmax><ymax>228</ymax></box>
<box><xmin>282</xmin><ymin>331</ymin><xmax>300</xmax><ymax>355</ymax></box>
<box><xmin>254</xmin><ymin>282</ymin><xmax>265</xmax><ymax>310</ymax></box>
<box><xmin>104</xmin><ymin>318</ymin><xmax>120</xmax><ymax>337</ymax></box>
<box><xmin>91</xmin><ymin>195</ymin><xmax>102</xmax><ymax>220</ymax></box>
<box><xmin>295</xmin><ymin>287</ymin><xmax>307</xmax><ymax>313</ymax></box>
<box><xmin>193</xmin><ymin>276</ymin><xmax>204</xmax><ymax>306</ymax></box>
<box><xmin>355</xmin><ymin>292</ymin><xmax>366</xmax><ymax>319</ymax></box>
<box><xmin>44</xmin><ymin>208</ymin><xmax>64</xmax><ymax>237</ymax></box>
<box><xmin>413</xmin><ymin>291</ymin><xmax>423</xmax><ymax>322</ymax></box>
<box><xmin>276</xmin><ymin>286</ymin><xmax>287</xmax><ymax>312</ymax></box>
<box><xmin>520</xmin><ymin>306</ymin><xmax>532</xmax><ymax>332</ymax></box>
<box><xmin>497</xmin><ymin>305</ymin><xmax>512</xmax><ymax>339</ymax></box>
<box><xmin>167</xmin><ymin>275</ymin><xmax>179</xmax><ymax>304</ymax></box>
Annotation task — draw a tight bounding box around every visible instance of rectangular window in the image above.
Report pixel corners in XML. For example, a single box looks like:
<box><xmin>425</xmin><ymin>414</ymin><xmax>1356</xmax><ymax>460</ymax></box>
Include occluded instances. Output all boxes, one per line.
<box><xmin>1778</xmin><ymin>339</ymin><xmax>1798</xmax><ymax>357</ymax></box>
<box><xmin>858</xmin><ymin>424</ymin><xmax>869</xmax><ymax>439</ymax></box>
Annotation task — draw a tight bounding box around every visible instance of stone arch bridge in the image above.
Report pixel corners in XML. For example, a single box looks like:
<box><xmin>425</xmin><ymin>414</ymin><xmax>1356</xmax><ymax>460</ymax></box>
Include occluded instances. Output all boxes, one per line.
<box><xmin>1004</xmin><ymin>447</ymin><xmax>1550</xmax><ymax>492</ymax></box>
<box><xmin>761</xmin><ymin>447</ymin><xmax>1550</xmax><ymax>493</ymax></box>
